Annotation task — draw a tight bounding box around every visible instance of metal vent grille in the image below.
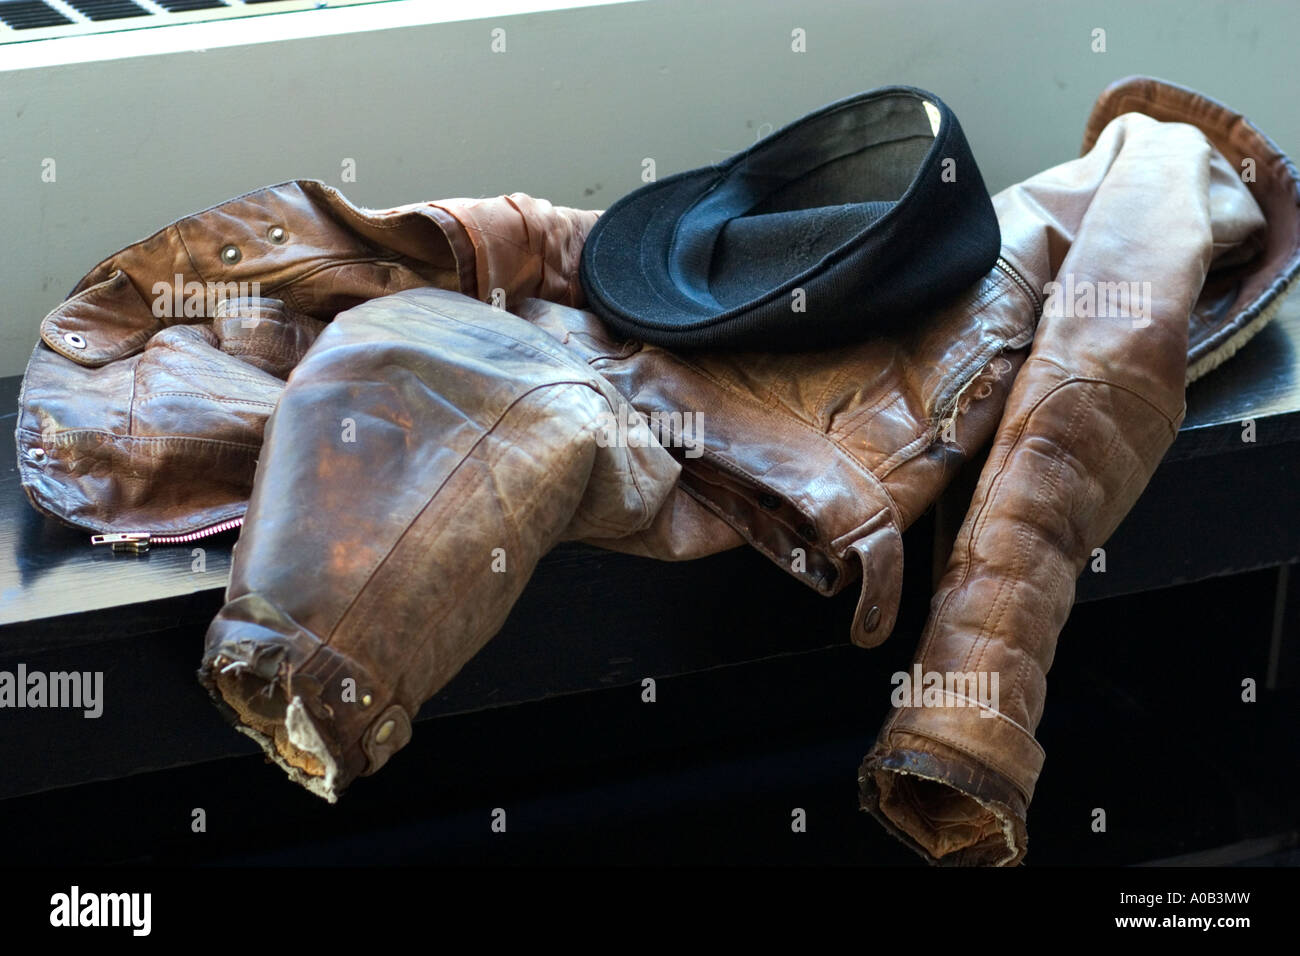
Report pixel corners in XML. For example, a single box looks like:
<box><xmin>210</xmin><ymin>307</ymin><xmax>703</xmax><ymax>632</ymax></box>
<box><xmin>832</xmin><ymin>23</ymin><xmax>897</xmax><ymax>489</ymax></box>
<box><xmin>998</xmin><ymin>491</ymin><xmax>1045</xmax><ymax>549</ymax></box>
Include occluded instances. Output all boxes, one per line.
<box><xmin>0</xmin><ymin>0</ymin><xmax>390</xmax><ymax>43</ymax></box>
<box><xmin>0</xmin><ymin>0</ymin><xmax>73</xmax><ymax>28</ymax></box>
<box><xmin>153</xmin><ymin>0</ymin><xmax>225</xmax><ymax>9</ymax></box>
<box><xmin>66</xmin><ymin>0</ymin><xmax>149</xmax><ymax>21</ymax></box>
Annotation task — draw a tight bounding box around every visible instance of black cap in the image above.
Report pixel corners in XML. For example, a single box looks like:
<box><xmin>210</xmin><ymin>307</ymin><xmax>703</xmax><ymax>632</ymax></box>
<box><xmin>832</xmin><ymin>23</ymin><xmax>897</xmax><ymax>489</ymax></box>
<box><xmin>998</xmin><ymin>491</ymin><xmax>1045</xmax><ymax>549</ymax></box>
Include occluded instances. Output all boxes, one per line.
<box><xmin>578</xmin><ymin>86</ymin><xmax>1001</xmax><ymax>350</ymax></box>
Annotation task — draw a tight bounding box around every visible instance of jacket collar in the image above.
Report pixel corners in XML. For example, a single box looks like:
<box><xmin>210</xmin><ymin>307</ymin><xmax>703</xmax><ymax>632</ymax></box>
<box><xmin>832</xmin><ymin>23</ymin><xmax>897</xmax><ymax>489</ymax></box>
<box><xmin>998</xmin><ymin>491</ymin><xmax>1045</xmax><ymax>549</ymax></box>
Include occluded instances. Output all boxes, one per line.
<box><xmin>1082</xmin><ymin>75</ymin><xmax>1300</xmax><ymax>380</ymax></box>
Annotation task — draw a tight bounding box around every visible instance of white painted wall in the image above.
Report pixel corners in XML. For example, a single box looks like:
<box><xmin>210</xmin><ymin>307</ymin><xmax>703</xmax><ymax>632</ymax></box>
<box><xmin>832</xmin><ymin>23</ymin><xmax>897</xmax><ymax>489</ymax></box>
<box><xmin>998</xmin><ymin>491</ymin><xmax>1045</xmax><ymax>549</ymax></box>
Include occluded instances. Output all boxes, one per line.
<box><xmin>1</xmin><ymin>0</ymin><xmax>1296</xmax><ymax>375</ymax></box>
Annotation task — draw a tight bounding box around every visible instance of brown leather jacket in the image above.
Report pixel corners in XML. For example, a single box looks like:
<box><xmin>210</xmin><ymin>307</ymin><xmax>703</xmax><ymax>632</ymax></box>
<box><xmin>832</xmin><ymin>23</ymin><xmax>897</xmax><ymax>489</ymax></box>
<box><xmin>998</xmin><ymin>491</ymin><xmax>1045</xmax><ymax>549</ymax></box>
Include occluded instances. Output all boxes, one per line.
<box><xmin>14</xmin><ymin>77</ymin><xmax>1300</xmax><ymax>863</ymax></box>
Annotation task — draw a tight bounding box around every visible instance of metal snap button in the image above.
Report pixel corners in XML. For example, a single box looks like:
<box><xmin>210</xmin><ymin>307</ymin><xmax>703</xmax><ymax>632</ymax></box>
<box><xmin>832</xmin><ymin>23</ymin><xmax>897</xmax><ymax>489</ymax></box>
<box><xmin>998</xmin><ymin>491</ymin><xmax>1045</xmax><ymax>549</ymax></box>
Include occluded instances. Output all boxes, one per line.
<box><xmin>863</xmin><ymin>605</ymin><xmax>881</xmax><ymax>632</ymax></box>
<box><xmin>758</xmin><ymin>493</ymin><xmax>781</xmax><ymax>510</ymax></box>
<box><xmin>220</xmin><ymin>244</ymin><xmax>241</xmax><ymax>264</ymax></box>
<box><xmin>30</xmin><ymin>448</ymin><xmax>46</xmax><ymax>462</ymax></box>
<box><xmin>267</xmin><ymin>226</ymin><xmax>287</xmax><ymax>244</ymax></box>
<box><xmin>797</xmin><ymin>523</ymin><xmax>817</xmax><ymax>542</ymax></box>
<box><xmin>63</xmin><ymin>332</ymin><xmax>86</xmax><ymax>349</ymax></box>
<box><xmin>374</xmin><ymin>719</ymin><xmax>396</xmax><ymax>744</ymax></box>
<box><xmin>361</xmin><ymin>693</ymin><xmax>373</xmax><ymax>707</ymax></box>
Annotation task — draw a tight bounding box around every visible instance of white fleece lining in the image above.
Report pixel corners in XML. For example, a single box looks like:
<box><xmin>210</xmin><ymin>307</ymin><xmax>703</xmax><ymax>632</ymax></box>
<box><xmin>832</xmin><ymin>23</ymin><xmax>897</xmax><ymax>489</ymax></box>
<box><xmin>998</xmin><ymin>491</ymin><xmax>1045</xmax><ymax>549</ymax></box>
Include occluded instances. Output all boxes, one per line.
<box><xmin>226</xmin><ymin>700</ymin><xmax>339</xmax><ymax>804</ymax></box>
<box><xmin>1186</xmin><ymin>284</ymin><xmax>1292</xmax><ymax>384</ymax></box>
<box><xmin>284</xmin><ymin>695</ymin><xmax>341</xmax><ymax>801</ymax></box>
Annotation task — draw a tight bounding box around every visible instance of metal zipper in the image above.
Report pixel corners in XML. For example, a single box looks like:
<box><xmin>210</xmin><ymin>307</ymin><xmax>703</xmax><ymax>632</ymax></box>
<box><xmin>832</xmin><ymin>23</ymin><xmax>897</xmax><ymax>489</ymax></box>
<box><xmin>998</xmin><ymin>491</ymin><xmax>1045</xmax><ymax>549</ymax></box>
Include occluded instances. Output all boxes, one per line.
<box><xmin>995</xmin><ymin>256</ymin><xmax>1043</xmax><ymax>314</ymax></box>
<box><xmin>91</xmin><ymin>516</ymin><xmax>244</xmax><ymax>554</ymax></box>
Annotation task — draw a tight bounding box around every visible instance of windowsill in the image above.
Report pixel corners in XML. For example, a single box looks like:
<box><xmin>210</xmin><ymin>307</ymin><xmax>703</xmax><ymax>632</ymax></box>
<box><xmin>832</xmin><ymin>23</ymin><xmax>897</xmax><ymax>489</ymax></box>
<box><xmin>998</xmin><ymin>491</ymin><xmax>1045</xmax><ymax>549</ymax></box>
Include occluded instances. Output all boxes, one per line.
<box><xmin>0</xmin><ymin>0</ymin><xmax>637</xmax><ymax>72</ymax></box>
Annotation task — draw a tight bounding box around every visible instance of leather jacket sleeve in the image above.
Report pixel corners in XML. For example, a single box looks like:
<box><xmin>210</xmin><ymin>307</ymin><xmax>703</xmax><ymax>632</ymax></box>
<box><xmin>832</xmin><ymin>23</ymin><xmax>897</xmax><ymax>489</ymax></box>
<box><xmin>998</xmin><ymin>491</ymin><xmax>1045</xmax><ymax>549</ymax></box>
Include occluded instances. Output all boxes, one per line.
<box><xmin>858</xmin><ymin>113</ymin><xmax>1269</xmax><ymax>865</ymax></box>
<box><xmin>199</xmin><ymin>287</ymin><xmax>685</xmax><ymax>799</ymax></box>
<box><xmin>428</xmin><ymin>194</ymin><xmax>599</xmax><ymax>309</ymax></box>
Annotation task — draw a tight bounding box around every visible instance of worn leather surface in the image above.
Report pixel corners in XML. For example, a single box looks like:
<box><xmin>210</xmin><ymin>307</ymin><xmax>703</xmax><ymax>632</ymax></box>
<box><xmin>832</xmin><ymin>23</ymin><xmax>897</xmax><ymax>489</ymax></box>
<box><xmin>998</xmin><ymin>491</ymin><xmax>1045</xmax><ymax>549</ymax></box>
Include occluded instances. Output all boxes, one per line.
<box><xmin>15</xmin><ymin>183</ymin><xmax>590</xmax><ymax>535</ymax></box>
<box><xmin>14</xmin><ymin>77</ymin><xmax>1300</xmax><ymax>860</ymax></box>
<box><xmin>201</xmin><ymin>287</ymin><xmax>687</xmax><ymax>796</ymax></box>
<box><xmin>858</xmin><ymin>78</ymin><xmax>1293</xmax><ymax>865</ymax></box>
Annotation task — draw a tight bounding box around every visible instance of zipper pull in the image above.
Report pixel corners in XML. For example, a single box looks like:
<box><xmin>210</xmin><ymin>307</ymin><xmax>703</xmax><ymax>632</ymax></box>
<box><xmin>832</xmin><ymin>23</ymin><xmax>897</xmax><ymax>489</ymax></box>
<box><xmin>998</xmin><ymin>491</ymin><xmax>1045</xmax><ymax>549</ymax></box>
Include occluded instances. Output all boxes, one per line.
<box><xmin>90</xmin><ymin>532</ymin><xmax>152</xmax><ymax>554</ymax></box>
<box><xmin>88</xmin><ymin>516</ymin><xmax>243</xmax><ymax>553</ymax></box>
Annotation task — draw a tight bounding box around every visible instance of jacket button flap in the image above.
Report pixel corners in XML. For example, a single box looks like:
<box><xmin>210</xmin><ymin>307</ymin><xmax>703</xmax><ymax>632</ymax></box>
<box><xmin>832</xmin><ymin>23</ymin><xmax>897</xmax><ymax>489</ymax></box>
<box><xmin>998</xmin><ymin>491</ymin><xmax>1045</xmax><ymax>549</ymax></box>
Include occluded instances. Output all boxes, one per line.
<box><xmin>362</xmin><ymin>704</ymin><xmax>412</xmax><ymax>776</ymax></box>
<box><xmin>40</xmin><ymin>269</ymin><xmax>162</xmax><ymax>367</ymax></box>
<box><xmin>845</xmin><ymin>506</ymin><xmax>904</xmax><ymax>649</ymax></box>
